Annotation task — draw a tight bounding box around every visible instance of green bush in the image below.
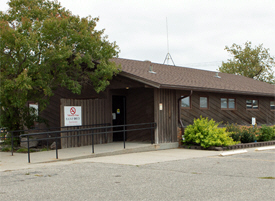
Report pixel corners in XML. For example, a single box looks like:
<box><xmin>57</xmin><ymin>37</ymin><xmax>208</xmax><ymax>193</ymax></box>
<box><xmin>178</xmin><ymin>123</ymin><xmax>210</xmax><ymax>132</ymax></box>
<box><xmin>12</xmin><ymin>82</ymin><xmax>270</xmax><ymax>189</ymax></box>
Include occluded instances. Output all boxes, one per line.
<box><xmin>226</xmin><ymin>124</ymin><xmax>258</xmax><ymax>143</ymax></box>
<box><xmin>257</xmin><ymin>125</ymin><xmax>275</xmax><ymax>142</ymax></box>
<box><xmin>226</xmin><ymin>123</ymin><xmax>274</xmax><ymax>143</ymax></box>
<box><xmin>240</xmin><ymin>126</ymin><xmax>258</xmax><ymax>143</ymax></box>
<box><xmin>183</xmin><ymin>116</ymin><xmax>238</xmax><ymax>148</ymax></box>
<box><xmin>225</xmin><ymin>123</ymin><xmax>242</xmax><ymax>142</ymax></box>
<box><xmin>0</xmin><ymin>132</ymin><xmax>20</xmax><ymax>146</ymax></box>
<box><xmin>1</xmin><ymin>146</ymin><xmax>12</xmax><ymax>152</ymax></box>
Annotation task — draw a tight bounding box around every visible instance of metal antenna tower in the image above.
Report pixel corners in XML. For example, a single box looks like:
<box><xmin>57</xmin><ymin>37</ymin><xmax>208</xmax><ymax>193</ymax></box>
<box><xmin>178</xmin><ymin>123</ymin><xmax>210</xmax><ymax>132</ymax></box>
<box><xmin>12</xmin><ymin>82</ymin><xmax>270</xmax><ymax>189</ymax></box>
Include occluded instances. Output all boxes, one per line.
<box><xmin>163</xmin><ymin>17</ymin><xmax>175</xmax><ymax>66</ymax></box>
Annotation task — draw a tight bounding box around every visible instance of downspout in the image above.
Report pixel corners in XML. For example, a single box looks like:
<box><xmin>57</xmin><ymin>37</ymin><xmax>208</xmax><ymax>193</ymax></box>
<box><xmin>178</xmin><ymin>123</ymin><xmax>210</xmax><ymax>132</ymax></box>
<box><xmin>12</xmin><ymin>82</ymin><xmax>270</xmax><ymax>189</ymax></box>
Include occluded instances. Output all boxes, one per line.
<box><xmin>178</xmin><ymin>90</ymin><xmax>193</xmax><ymax>136</ymax></box>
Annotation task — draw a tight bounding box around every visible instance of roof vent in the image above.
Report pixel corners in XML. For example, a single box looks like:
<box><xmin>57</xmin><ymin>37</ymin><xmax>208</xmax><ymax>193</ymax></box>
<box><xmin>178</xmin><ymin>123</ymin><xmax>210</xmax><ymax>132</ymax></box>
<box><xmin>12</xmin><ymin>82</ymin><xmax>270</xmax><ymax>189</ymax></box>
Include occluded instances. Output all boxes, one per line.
<box><xmin>145</xmin><ymin>60</ymin><xmax>156</xmax><ymax>74</ymax></box>
<box><xmin>215</xmin><ymin>72</ymin><xmax>221</xmax><ymax>78</ymax></box>
<box><xmin>149</xmin><ymin>65</ymin><xmax>156</xmax><ymax>74</ymax></box>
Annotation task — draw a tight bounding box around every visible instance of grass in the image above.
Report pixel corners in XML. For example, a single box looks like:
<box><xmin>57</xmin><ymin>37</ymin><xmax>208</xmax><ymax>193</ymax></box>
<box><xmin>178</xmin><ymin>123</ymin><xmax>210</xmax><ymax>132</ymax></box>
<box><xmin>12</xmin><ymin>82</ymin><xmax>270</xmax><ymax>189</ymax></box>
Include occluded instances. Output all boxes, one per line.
<box><xmin>258</xmin><ymin>177</ymin><xmax>275</xmax><ymax>179</ymax></box>
<box><xmin>191</xmin><ymin>172</ymin><xmax>202</xmax><ymax>174</ymax></box>
<box><xmin>40</xmin><ymin>147</ymin><xmax>49</xmax><ymax>151</ymax></box>
<box><xmin>1</xmin><ymin>146</ymin><xmax>12</xmax><ymax>152</ymax></box>
<box><xmin>16</xmin><ymin>148</ymin><xmax>36</xmax><ymax>153</ymax></box>
<box><xmin>1</xmin><ymin>145</ymin><xmax>50</xmax><ymax>153</ymax></box>
<box><xmin>1</xmin><ymin>146</ymin><xmax>36</xmax><ymax>153</ymax></box>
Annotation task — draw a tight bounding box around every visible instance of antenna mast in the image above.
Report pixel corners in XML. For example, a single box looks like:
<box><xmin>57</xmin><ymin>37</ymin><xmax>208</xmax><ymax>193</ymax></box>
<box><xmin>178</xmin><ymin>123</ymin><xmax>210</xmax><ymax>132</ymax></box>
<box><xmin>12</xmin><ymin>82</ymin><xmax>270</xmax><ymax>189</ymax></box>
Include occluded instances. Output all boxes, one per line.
<box><xmin>163</xmin><ymin>17</ymin><xmax>175</xmax><ymax>66</ymax></box>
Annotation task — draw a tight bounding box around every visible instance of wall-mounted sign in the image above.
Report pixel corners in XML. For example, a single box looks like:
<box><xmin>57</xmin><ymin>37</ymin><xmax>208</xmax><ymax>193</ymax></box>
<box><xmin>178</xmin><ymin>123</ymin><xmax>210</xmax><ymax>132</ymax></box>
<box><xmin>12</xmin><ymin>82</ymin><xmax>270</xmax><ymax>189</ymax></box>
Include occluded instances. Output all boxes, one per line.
<box><xmin>64</xmin><ymin>106</ymin><xmax>82</xmax><ymax>126</ymax></box>
<box><xmin>252</xmin><ymin>117</ymin><xmax>256</xmax><ymax>126</ymax></box>
<box><xmin>159</xmin><ymin>103</ymin><xmax>163</xmax><ymax>111</ymax></box>
<box><xmin>112</xmin><ymin>113</ymin><xmax>116</xmax><ymax>120</ymax></box>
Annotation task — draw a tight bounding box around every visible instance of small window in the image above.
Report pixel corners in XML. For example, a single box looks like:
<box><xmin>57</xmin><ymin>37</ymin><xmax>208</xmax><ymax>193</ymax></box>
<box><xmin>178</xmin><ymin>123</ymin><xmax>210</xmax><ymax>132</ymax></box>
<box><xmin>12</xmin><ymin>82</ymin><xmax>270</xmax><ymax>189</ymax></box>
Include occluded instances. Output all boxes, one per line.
<box><xmin>228</xmin><ymin>98</ymin><xmax>235</xmax><ymax>109</ymax></box>
<box><xmin>29</xmin><ymin>103</ymin><xmax>39</xmax><ymax>116</ymax></box>
<box><xmin>28</xmin><ymin>102</ymin><xmax>39</xmax><ymax>128</ymax></box>
<box><xmin>181</xmin><ymin>96</ymin><xmax>190</xmax><ymax>108</ymax></box>
<box><xmin>200</xmin><ymin>97</ymin><xmax>208</xmax><ymax>109</ymax></box>
<box><xmin>221</xmin><ymin>98</ymin><xmax>227</xmax><ymax>109</ymax></box>
<box><xmin>246</xmin><ymin>100</ymin><xmax>258</xmax><ymax>110</ymax></box>
<box><xmin>221</xmin><ymin>98</ymin><xmax>235</xmax><ymax>109</ymax></box>
<box><xmin>270</xmin><ymin>101</ymin><xmax>275</xmax><ymax>110</ymax></box>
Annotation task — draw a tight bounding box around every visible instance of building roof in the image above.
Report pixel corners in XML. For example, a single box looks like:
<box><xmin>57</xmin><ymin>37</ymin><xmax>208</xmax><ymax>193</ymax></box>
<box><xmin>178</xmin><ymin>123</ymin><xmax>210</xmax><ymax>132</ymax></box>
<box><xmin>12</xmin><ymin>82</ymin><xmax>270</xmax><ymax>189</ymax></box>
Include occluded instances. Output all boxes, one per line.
<box><xmin>111</xmin><ymin>58</ymin><xmax>275</xmax><ymax>97</ymax></box>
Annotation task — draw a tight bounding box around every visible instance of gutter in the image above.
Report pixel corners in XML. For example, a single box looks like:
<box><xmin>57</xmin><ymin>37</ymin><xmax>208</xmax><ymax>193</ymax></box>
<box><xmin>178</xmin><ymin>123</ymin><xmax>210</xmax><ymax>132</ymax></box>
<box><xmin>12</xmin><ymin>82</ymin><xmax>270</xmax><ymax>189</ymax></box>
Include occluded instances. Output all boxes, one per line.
<box><xmin>159</xmin><ymin>84</ymin><xmax>274</xmax><ymax>97</ymax></box>
<box><xmin>178</xmin><ymin>90</ymin><xmax>193</xmax><ymax>137</ymax></box>
<box><xmin>119</xmin><ymin>72</ymin><xmax>161</xmax><ymax>88</ymax></box>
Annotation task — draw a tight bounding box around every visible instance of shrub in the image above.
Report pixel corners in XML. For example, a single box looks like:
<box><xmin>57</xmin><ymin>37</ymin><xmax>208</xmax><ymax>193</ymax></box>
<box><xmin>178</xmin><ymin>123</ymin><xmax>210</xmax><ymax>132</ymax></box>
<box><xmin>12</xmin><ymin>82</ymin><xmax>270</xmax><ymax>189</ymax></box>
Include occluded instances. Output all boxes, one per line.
<box><xmin>0</xmin><ymin>131</ymin><xmax>20</xmax><ymax>146</ymax></box>
<box><xmin>239</xmin><ymin>126</ymin><xmax>258</xmax><ymax>143</ymax></box>
<box><xmin>226</xmin><ymin>123</ymin><xmax>274</xmax><ymax>143</ymax></box>
<box><xmin>225</xmin><ymin>123</ymin><xmax>242</xmax><ymax>142</ymax></box>
<box><xmin>183</xmin><ymin>116</ymin><xmax>238</xmax><ymax>148</ymax></box>
<box><xmin>1</xmin><ymin>146</ymin><xmax>12</xmax><ymax>152</ymax></box>
<box><xmin>257</xmin><ymin>125</ymin><xmax>275</xmax><ymax>142</ymax></box>
<box><xmin>226</xmin><ymin>124</ymin><xmax>258</xmax><ymax>143</ymax></box>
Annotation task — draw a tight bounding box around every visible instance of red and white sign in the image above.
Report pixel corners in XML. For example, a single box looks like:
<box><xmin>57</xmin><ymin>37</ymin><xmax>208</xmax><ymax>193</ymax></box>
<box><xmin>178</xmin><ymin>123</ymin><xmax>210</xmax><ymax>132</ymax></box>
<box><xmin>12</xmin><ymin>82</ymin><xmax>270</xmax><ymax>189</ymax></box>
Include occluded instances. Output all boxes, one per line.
<box><xmin>64</xmin><ymin>106</ymin><xmax>82</xmax><ymax>126</ymax></box>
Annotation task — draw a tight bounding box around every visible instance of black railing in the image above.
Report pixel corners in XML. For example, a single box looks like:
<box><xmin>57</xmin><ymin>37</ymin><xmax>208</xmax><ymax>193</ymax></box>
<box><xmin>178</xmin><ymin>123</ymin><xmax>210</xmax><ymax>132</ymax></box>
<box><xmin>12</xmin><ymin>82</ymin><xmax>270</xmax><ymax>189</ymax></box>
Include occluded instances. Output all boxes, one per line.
<box><xmin>20</xmin><ymin>122</ymin><xmax>157</xmax><ymax>163</ymax></box>
<box><xmin>0</xmin><ymin>123</ymin><xmax>110</xmax><ymax>156</ymax></box>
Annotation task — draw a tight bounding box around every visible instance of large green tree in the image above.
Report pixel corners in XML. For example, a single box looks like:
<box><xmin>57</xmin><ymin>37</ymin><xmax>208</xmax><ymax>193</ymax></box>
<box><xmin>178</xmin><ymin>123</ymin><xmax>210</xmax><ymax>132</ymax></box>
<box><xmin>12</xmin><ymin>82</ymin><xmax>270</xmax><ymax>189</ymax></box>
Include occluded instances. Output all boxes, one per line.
<box><xmin>0</xmin><ymin>0</ymin><xmax>120</xmax><ymax>132</ymax></box>
<box><xmin>219</xmin><ymin>41</ymin><xmax>275</xmax><ymax>84</ymax></box>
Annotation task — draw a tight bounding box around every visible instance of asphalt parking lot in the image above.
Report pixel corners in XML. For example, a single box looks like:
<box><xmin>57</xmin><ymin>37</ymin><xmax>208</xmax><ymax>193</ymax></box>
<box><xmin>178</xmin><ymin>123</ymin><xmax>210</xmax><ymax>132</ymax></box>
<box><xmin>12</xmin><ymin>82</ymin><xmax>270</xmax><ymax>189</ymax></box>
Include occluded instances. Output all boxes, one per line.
<box><xmin>0</xmin><ymin>148</ymin><xmax>274</xmax><ymax>201</ymax></box>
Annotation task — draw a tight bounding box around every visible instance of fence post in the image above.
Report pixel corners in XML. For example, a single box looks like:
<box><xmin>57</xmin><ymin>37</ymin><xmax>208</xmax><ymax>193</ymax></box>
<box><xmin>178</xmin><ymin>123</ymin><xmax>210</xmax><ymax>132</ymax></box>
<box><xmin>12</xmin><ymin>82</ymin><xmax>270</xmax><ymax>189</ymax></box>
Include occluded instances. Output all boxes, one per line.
<box><xmin>55</xmin><ymin>132</ymin><xmax>58</xmax><ymax>159</ymax></box>
<box><xmin>151</xmin><ymin>123</ymin><xmax>153</xmax><ymax>144</ymax></box>
<box><xmin>78</xmin><ymin>126</ymin><xmax>81</xmax><ymax>147</ymax></box>
<box><xmin>104</xmin><ymin>127</ymin><xmax>107</xmax><ymax>143</ymax></box>
<box><xmin>11</xmin><ymin>131</ymin><xmax>14</xmax><ymax>156</ymax></box>
<box><xmin>47</xmin><ymin>129</ymin><xmax>49</xmax><ymax>151</ymax></box>
<box><xmin>123</xmin><ymin>125</ymin><xmax>126</xmax><ymax>149</ymax></box>
<box><xmin>92</xmin><ymin>130</ymin><xmax>94</xmax><ymax>153</ymax></box>
<box><xmin>27</xmin><ymin>135</ymin><xmax>30</xmax><ymax>163</ymax></box>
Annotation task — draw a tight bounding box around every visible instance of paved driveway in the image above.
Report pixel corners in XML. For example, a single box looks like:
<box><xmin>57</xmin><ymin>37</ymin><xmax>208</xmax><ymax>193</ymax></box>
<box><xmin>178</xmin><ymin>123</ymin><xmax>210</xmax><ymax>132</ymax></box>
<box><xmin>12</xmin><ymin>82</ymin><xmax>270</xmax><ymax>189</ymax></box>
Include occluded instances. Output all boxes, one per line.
<box><xmin>0</xmin><ymin>148</ymin><xmax>274</xmax><ymax>201</ymax></box>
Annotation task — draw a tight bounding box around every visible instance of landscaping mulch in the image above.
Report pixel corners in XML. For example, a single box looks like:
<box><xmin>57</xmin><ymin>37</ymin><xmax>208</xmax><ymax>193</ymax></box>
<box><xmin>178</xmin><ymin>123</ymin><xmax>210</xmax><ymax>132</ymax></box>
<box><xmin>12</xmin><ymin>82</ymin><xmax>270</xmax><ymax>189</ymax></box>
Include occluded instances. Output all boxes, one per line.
<box><xmin>180</xmin><ymin>140</ymin><xmax>275</xmax><ymax>151</ymax></box>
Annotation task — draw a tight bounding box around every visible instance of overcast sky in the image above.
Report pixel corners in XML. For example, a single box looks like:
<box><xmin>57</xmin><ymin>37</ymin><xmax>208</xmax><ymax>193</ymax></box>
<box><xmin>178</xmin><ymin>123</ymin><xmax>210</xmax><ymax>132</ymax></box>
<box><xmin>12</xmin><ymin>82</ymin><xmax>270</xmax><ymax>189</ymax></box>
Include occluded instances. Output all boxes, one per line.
<box><xmin>1</xmin><ymin>0</ymin><xmax>275</xmax><ymax>71</ymax></box>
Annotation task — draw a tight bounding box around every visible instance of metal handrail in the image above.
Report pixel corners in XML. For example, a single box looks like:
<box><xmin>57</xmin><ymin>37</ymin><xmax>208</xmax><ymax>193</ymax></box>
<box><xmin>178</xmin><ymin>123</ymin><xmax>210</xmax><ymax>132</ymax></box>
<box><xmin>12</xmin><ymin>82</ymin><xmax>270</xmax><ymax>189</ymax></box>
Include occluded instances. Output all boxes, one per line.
<box><xmin>0</xmin><ymin>123</ymin><xmax>110</xmax><ymax>156</ymax></box>
<box><xmin>20</xmin><ymin>122</ymin><xmax>157</xmax><ymax>163</ymax></box>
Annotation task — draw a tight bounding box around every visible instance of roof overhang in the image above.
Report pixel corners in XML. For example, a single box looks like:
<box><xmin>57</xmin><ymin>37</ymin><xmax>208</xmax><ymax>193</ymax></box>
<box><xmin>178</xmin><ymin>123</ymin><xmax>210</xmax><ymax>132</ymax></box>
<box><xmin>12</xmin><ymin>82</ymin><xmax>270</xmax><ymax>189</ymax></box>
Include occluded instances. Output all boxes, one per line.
<box><xmin>119</xmin><ymin>72</ymin><xmax>160</xmax><ymax>88</ymax></box>
<box><xmin>119</xmin><ymin>72</ymin><xmax>274</xmax><ymax>97</ymax></box>
<box><xmin>159</xmin><ymin>84</ymin><xmax>275</xmax><ymax>97</ymax></box>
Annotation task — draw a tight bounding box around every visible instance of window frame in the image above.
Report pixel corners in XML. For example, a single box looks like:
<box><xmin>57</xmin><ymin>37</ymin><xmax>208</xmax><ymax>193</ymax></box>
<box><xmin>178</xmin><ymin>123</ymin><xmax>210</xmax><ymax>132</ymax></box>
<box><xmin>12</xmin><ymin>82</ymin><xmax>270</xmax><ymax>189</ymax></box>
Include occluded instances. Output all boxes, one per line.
<box><xmin>181</xmin><ymin>96</ymin><xmax>191</xmax><ymax>109</ymax></box>
<box><xmin>199</xmin><ymin>96</ymin><xmax>209</xmax><ymax>110</ymax></box>
<box><xmin>246</xmin><ymin>99</ymin><xmax>259</xmax><ymax>110</ymax></box>
<box><xmin>270</xmin><ymin>100</ymin><xmax>275</xmax><ymax>110</ymax></box>
<box><xmin>220</xmin><ymin>97</ymin><xmax>236</xmax><ymax>110</ymax></box>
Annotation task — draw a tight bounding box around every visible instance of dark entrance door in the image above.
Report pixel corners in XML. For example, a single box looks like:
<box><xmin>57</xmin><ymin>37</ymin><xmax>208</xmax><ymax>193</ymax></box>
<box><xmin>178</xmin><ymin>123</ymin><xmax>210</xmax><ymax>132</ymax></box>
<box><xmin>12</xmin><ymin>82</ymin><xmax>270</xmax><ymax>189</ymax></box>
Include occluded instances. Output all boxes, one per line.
<box><xmin>112</xmin><ymin>96</ymin><xmax>126</xmax><ymax>141</ymax></box>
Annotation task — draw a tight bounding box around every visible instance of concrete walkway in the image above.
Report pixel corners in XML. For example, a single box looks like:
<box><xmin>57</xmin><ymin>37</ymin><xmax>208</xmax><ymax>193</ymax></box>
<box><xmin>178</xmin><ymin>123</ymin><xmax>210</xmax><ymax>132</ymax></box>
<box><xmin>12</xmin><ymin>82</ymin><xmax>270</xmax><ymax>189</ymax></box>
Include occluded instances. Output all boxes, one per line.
<box><xmin>0</xmin><ymin>141</ymin><xmax>219</xmax><ymax>171</ymax></box>
<box><xmin>0</xmin><ymin>142</ymin><xmax>174</xmax><ymax>171</ymax></box>
<box><xmin>2</xmin><ymin>142</ymin><xmax>272</xmax><ymax>172</ymax></box>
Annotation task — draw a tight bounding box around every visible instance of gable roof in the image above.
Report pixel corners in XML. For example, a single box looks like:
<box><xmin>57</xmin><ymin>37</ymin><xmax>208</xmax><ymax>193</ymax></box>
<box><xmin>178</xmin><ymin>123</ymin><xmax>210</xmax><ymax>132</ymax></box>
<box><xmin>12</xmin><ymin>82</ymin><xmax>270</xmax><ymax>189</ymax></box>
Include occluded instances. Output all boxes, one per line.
<box><xmin>111</xmin><ymin>58</ymin><xmax>275</xmax><ymax>97</ymax></box>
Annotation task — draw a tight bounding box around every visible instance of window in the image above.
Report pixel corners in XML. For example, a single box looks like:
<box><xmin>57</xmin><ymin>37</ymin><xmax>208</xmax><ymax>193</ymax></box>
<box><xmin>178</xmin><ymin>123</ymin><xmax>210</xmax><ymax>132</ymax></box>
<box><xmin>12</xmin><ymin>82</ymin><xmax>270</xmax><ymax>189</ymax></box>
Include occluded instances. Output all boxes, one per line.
<box><xmin>270</xmin><ymin>101</ymin><xmax>275</xmax><ymax>110</ymax></box>
<box><xmin>246</xmin><ymin>100</ymin><xmax>258</xmax><ymax>110</ymax></box>
<box><xmin>200</xmin><ymin>97</ymin><xmax>208</xmax><ymax>109</ymax></box>
<box><xmin>29</xmin><ymin>103</ymin><xmax>38</xmax><ymax>116</ymax></box>
<box><xmin>181</xmin><ymin>96</ymin><xmax>190</xmax><ymax>108</ymax></box>
<box><xmin>221</xmin><ymin>98</ymin><xmax>235</xmax><ymax>109</ymax></box>
<box><xmin>28</xmin><ymin>102</ymin><xmax>39</xmax><ymax>128</ymax></box>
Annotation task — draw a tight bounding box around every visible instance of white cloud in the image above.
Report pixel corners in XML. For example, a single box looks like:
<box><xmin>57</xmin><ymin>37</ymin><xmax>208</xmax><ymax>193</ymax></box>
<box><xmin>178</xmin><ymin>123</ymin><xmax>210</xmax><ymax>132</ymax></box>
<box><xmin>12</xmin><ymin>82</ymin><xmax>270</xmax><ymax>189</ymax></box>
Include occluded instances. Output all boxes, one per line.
<box><xmin>1</xmin><ymin>0</ymin><xmax>274</xmax><ymax>71</ymax></box>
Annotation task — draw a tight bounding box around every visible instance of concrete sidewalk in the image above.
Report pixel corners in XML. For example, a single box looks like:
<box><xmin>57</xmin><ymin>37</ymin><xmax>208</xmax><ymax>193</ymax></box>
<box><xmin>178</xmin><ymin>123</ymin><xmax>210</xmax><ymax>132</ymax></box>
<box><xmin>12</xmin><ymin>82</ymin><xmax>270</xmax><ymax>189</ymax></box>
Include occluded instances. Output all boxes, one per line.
<box><xmin>2</xmin><ymin>142</ymin><xmax>272</xmax><ymax>172</ymax></box>
<box><xmin>0</xmin><ymin>142</ymin><xmax>175</xmax><ymax>171</ymax></box>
